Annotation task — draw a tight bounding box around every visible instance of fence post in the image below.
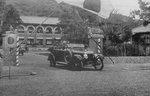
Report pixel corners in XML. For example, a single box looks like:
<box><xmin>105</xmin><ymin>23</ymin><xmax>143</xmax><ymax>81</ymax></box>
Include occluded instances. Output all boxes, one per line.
<box><xmin>16</xmin><ymin>37</ymin><xmax>20</xmax><ymax>66</ymax></box>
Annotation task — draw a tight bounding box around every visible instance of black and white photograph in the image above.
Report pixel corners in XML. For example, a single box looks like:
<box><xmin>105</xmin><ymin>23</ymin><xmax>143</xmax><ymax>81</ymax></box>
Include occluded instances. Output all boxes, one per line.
<box><xmin>0</xmin><ymin>0</ymin><xmax>150</xmax><ymax>96</ymax></box>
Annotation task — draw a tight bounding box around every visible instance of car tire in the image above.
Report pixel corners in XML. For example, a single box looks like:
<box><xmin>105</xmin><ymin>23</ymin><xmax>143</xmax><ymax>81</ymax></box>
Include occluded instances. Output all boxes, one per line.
<box><xmin>93</xmin><ymin>58</ymin><xmax>104</xmax><ymax>70</ymax></box>
<box><xmin>64</xmin><ymin>55</ymin><xmax>70</xmax><ymax>64</ymax></box>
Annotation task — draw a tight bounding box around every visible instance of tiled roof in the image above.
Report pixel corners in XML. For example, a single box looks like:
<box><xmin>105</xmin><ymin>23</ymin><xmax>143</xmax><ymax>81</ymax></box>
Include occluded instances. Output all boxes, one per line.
<box><xmin>132</xmin><ymin>24</ymin><xmax>150</xmax><ymax>35</ymax></box>
<box><xmin>20</xmin><ymin>16</ymin><xmax>60</xmax><ymax>25</ymax></box>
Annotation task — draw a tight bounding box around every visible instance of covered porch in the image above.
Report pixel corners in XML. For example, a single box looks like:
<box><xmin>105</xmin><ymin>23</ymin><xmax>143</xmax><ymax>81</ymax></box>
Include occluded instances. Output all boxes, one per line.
<box><xmin>132</xmin><ymin>24</ymin><xmax>150</xmax><ymax>56</ymax></box>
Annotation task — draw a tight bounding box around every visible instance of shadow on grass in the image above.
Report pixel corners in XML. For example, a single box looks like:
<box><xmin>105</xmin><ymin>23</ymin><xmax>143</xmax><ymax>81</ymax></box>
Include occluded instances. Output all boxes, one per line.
<box><xmin>53</xmin><ymin>64</ymin><xmax>102</xmax><ymax>71</ymax></box>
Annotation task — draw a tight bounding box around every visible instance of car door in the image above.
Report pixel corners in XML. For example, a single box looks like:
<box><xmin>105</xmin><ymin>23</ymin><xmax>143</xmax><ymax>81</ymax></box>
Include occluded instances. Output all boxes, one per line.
<box><xmin>53</xmin><ymin>49</ymin><xmax>66</xmax><ymax>62</ymax></box>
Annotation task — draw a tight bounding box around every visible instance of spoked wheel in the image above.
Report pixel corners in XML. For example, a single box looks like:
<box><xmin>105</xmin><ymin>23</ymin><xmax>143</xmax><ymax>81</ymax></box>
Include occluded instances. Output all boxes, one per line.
<box><xmin>64</xmin><ymin>55</ymin><xmax>73</xmax><ymax>68</ymax></box>
<box><xmin>74</xmin><ymin>60</ymin><xmax>84</xmax><ymax>68</ymax></box>
<box><xmin>64</xmin><ymin>55</ymin><xmax>70</xmax><ymax>64</ymax></box>
<box><xmin>93</xmin><ymin>58</ymin><xmax>104</xmax><ymax>70</ymax></box>
<box><xmin>73</xmin><ymin>55</ymin><xmax>84</xmax><ymax>69</ymax></box>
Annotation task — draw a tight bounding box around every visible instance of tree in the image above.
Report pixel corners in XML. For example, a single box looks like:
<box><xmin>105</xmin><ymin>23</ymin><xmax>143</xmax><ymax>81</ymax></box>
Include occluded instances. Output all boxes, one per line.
<box><xmin>59</xmin><ymin>4</ymin><xmax>89</xmax><ymax>44</ymax></box>
<box><xmin>100</xmin><ymin>12</ymin><xmax>134</xmax><ymax>45</ymax></box>
<box><xmin>100</xmin><ymin>11</ymin><xmax>139</xmax><ymax>56</ymax></box>
<box><xmin>0</xmin><ymin>0</ymin><xmax>5</xmax><ymax>21</ymax></box>
<box><xmin>3</xmin><ymin>4</ymin><xmax>22</xmax><ymax>26</ymax></box>
<box><xmin>2</xmin><ymin>4</ymin><xmax>22</xmax><ymax>33</ymax></box>
<box><xmin>130</xmin><ymin>0</ymin><xmax>150</xmax><ymax>20</ymax></box>
<box><xmin>0</xmin><ymin>0</ymin><xmax>5</xmax><ymax>46</ymax></box>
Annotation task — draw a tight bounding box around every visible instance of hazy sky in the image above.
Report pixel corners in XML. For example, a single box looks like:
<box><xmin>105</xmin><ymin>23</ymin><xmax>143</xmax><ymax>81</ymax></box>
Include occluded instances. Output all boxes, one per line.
<box><xmin>110</xmin><ymin>0</ymin><xmax>139</xmax><ymax>16</ymax></box>
<box><xmin>56</xmin><ymin>0</ymin><xmax>149</xmax><ymax>16</ymax></box>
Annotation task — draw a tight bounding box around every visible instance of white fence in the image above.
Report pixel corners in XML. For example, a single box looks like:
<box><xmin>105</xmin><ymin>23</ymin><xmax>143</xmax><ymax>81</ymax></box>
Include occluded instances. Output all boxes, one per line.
<box><xmin>104</xmin><ymin>56</ymin><xmax>150</xmax><ymax>64</ymax></box>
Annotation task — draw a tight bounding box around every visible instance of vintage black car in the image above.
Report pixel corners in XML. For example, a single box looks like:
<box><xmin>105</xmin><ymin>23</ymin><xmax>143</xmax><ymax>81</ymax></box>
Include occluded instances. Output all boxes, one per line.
<box><xmin>47</xmin><ymin>44</ymin><xmax>104</xmax><ymax>70</ymax></box>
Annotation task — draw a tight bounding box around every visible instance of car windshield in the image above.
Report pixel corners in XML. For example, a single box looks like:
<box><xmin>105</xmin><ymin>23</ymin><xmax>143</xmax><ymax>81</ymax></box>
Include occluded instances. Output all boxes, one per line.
<box><xmin>72</xmin><ymin>47</ymin><xmax>85</xmax><ymax>51</ymax></box>
<box><xmin>67</xmin><ymin>44</ymin><xmax>85</xmax><ymax>51</ymax></box>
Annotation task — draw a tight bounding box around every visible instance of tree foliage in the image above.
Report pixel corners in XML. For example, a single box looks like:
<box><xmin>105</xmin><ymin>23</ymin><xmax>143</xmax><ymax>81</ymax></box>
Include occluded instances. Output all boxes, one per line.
<box><xmin>100</xmin><ymin>12</ymin><xmax>135</xmax><ymax>46</ymax></box>
<box><xmin>130</xmin><ymin>0</ymin><xmax>150</xmax><ymax>20</ymax></box>
<box><xmin>1</xmin><ymin>4</ymin><xmax>21</xmax><ymax>33</ymax></box>
<box><xmin>100</xmin><ymin>12</ymin><xmax>141</xmax><ymax>56</ymax></box>
<box><xmin>3</xmin><ymin>4</ymin><xmax>22</xmax><ymax>25</ymax></box>
<box><xmin>6</xmin><ymin>0</ymin><xmax>59</xmax><ymax>17</ymax></box>
<box><xmin>59</xmin><ymin>4</ymin><xmax>88</xmax><ymax>44</ymax></box>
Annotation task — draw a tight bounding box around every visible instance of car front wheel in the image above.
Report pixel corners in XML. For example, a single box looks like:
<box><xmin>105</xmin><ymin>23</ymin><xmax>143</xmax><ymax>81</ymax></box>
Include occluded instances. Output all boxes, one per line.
<box><xmin>73</xmin><ymin>55</ymin><xmax>84</xmax><ymax>68</ymax></box>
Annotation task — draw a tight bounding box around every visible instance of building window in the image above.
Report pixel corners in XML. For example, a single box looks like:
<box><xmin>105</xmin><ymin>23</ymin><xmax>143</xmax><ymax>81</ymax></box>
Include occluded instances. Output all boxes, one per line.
<box><xmin>45</xmin><ymin>27</ymin><xmax>52</xmax><ymax>34</ymax></box>
<box><xmin>27</xmin><ymin>26</ymin><xmax>35</xmax><ymax>33</ymax></box>
<box><xmin>17</xmin><ymin>25</ymin><xmax>25</xmax><ymax>33</ymax></box>
<box><xmin>46</xmin><ymin>39</ymin><xmax>52</xmax><ymax>45</ymax></box>
<box><xmin>27</xmin><ymin>39</ymin><xmax>34</xmax><ymax>45</ymax></box>
<box><xmin>145</xmin><ymin>35</ymin><xmax>150</xmax><ymax>44</ymax></box>
<box><xmin>55</xmin><ymin>27</ymin><xmax>61</xmax><ymax>34</ymax></box>
<box><xmin>37</xmin><ymin>26</ymin><xmax>44</xmax><ymax>33</ymax></box>
<box><xmin>37</xmin><ymin>39</ymin><xmax>43</xmax><ymax>45</ymax></box>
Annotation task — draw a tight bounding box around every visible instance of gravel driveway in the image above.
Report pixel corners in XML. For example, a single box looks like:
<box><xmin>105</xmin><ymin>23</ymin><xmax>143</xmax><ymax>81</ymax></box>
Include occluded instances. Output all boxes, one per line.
<box><xmin>0</xmin><ymin>53</ymin><xmax>150</xmax><ymax>96</ymax></box>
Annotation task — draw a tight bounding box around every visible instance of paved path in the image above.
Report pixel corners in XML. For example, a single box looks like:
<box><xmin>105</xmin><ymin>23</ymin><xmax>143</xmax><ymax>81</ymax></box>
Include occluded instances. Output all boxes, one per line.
<box><xmin>0</xmin><ymin>53</ymin><xmax>150</xmax><ymax>96</ymax></box>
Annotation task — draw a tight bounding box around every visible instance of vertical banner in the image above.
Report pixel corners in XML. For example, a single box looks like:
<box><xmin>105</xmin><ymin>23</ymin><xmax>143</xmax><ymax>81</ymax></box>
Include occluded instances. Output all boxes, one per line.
<box><xmin>4</xmin><ymin>33</ymin><xmax>17</xmax><ymax>48</ymax></box>
<box><xmin>3</xmin><ymin>31</ymin><xmax>18</xmax><ymax>66</ymax></box>
<box><xmin>16</xmin><ymin>37</ymin><xmax>20</xmax><ymax>66</ymax></box>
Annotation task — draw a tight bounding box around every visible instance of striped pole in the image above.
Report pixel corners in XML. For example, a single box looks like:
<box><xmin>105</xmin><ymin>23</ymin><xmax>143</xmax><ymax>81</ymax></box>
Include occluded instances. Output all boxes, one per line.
<box><xmin>16</xmin><ymin>37</ymin><xmax>20</xmax><ymax>66</ymax></box>
<box><xmin>98</xmin><ymin>38</ymin><xmax>101</xmax><ymax>54</ymax></box>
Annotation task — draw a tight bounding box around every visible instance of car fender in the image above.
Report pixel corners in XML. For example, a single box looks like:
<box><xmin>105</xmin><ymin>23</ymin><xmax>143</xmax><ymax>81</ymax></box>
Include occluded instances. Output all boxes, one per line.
<box><xmin>97</xmin><ymin>54</ymin><xmax>104</xmax><ymax>60</ymax></box>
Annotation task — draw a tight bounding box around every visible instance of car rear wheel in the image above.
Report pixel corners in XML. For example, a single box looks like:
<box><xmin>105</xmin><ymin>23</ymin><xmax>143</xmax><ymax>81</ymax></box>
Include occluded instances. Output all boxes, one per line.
<box><xmin>73</xmin><ymin>55</ymin><xmax>84</xmax><ymax>69</ymax></box>
<box><xmin>93</xmin><ymin>58</ymin><xmax>104</xmax><ymax>70</ymax></box>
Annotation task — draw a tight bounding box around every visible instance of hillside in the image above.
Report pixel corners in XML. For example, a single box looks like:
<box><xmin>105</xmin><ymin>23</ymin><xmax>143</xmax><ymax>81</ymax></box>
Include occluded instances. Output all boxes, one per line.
<box><xmin>5</xmin><ymin>0</ymin><xmax>134</xmax><ymax>25</ymax></box>
<box><xmin>6</xmin><ymin>0</ymin><xmax>61</xmax><ymax>17</ymax></box>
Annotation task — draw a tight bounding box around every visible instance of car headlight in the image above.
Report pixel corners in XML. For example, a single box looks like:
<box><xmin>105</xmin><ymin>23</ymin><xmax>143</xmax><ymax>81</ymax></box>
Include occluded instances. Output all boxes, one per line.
<box><xmin>94</xmin><ymin>54</ymin><xmax>104</xmax><ymax>59</ymax></box>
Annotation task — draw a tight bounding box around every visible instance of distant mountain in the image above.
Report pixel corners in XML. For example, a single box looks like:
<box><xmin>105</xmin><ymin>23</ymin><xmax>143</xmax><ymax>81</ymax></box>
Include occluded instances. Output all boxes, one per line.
<box><xmin>5</xmin><ymin>0</ymin><xmax>135</xmax><ymax>26</ymax></box>
<box><xmin>6</xmin><ymin>0</ymin><xmax>61</xmax><ymax>17</ymax></box>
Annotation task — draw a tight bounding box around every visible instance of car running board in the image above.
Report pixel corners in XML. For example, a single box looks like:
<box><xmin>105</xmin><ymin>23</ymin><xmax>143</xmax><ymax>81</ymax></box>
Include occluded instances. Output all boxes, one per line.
<box><xmin>56</xmin><ymin>61</ymin><xmax>68</xmax><ymax>65</ymax></box>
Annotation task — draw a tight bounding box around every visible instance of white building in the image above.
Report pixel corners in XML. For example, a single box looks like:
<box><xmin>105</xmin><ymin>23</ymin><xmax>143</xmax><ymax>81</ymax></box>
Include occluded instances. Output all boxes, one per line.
<box><xmin>15</xmin><ymin>16</ymin><xmax>62</xmax><ymax>47</ymax></box>
<box><xmin>132</xmin><ymin>24</ymin><xmax>150</xmax><ymax>55</ymax></box>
